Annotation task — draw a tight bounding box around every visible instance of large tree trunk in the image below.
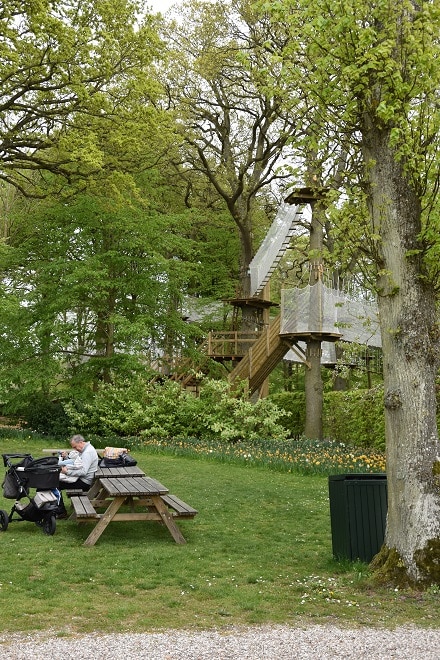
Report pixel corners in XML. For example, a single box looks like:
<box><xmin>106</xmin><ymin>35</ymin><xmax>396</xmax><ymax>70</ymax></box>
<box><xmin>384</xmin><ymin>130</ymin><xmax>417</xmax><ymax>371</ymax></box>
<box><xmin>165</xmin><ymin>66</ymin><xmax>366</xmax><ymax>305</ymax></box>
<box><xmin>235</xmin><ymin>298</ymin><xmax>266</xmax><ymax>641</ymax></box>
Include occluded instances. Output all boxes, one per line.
<box><xmin>364</xmin><ymin>123</ymin><xmax>440</xmax><ymax>584</ymax></box>
<box><xmin>232</xmin><ymin>206</ymin><xmax>265</xmax><ymax>334</ymax></box>
<box><xmin>304</xmin><ymin>338</ymin><xmax>323</xmax><ymax>439</ymax></box>
<box><xmin>304</xmin><ymin>199</ymin><xmax>324</xmax><ymax>440</ymax></box>
<box><xmin>237</xmin><ymin>216</ymin><xmax>253</xmax><ymax>300</ymax></box>
<box><xmin>94</xmin><ymin>289</ymin><xmax>116</xmax><ymax>387</ymax></box>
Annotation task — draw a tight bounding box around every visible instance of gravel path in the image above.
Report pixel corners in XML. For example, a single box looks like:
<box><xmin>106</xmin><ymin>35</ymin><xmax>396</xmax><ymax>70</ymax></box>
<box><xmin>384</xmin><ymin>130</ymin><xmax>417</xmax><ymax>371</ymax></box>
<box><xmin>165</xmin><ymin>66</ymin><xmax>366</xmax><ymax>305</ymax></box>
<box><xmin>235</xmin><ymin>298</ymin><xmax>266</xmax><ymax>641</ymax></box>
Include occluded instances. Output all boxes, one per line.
<box><xmin>1</xmin><ymin>625</ymin><xmax>439</xmax><ymax>659</ymax></box>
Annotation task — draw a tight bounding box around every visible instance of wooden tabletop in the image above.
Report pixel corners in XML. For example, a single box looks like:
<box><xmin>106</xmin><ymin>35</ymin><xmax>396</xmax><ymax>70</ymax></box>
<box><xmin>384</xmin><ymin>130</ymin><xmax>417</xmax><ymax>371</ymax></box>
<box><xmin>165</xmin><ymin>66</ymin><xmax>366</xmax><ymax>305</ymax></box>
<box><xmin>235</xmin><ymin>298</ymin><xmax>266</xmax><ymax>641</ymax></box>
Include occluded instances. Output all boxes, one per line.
<box><xmin>95</xmin><ymin>465</ymin><xmax>144</xmax><ymax>478</ymax></box>
<box><xmin>98</xmin><ymin>475</ymin><xmax>169</xmax><ymax>497</ymax></box>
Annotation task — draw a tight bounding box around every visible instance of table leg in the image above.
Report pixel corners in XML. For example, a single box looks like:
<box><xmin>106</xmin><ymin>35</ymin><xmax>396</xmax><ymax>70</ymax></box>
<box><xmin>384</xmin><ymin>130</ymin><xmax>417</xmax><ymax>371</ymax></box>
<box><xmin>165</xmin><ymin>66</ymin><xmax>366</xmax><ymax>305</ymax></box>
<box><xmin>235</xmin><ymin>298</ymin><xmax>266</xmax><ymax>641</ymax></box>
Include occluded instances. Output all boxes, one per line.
<box><xmin>151</xmin><ymin>495</ymin><xmax>186</xmax><ymax>544</ymax></box>
<box><xmin>86</xmin><ymin>480</ymin><xmax>102</xmax><ymax>499</ymax></box>
<box><xmin>83</xmin><ymin>496</ymin><xmax>124</xmax><ymax>546</ymax></box>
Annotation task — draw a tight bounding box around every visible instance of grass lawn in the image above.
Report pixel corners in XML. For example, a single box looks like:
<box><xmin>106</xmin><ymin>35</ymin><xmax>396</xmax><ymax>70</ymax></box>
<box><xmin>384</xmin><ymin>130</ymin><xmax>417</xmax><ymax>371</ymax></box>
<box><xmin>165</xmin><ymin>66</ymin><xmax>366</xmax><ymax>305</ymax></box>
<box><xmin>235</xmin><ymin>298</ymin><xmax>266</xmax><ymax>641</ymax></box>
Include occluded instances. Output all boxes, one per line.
<box><xmin>0</xmin><ymin>434</ymin><xmax>438</xmax><ymax>635</ymax></box>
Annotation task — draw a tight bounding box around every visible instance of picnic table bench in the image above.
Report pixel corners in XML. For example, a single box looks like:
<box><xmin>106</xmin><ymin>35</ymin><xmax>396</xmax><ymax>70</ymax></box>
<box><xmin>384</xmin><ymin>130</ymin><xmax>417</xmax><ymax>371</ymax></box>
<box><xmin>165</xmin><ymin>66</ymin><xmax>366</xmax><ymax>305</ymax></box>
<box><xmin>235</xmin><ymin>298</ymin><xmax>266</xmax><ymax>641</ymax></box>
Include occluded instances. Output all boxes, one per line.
<box><xmin>68</xmin><ymin>466</ymin><xmax>198</xmax><ymax>546</ymax></box>
<box><xmin>70</xmin><ymin>495</ymin><xmax>99</xmax><ymax>519</ymax></box>
<box><xmin>161</xmin><ymin>494</ymin><xmax>198</xmax><ymax>518</ymax></box>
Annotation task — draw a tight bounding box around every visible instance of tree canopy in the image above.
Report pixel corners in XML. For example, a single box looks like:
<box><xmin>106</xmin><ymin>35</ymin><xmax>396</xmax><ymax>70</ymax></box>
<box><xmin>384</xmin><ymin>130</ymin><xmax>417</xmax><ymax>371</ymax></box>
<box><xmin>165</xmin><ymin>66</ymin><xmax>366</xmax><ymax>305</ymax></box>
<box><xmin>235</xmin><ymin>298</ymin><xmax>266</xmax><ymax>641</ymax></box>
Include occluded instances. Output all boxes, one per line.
<box><xmin>2</xmin><ymin>0</ymin><xmax>440</xmax><ymax>586</ymax></box>
<box><xmin>0</xmin><ymin>0</ymin><xmax>165</xmax><ymax>195</ymax></box>
<box><xmin>161</xmin><ymin>0</ymin><xmax>304</xmax><ymax>295</ymax></box>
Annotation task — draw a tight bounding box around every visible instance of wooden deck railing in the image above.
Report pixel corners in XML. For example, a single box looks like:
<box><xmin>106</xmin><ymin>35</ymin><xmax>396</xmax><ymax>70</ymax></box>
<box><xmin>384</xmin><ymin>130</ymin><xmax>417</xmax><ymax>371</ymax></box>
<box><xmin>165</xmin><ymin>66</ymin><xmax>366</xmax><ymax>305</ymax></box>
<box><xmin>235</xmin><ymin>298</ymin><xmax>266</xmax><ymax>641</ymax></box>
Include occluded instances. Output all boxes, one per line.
<box><xmin>151</xmin><ymin>322</ymin><xmax>292</xmax><ymax>393</ymax></box>
<box><xmin>206</xmin><ymin>330</ymin><xmax>261</xmax><ymax>358</ymax></box>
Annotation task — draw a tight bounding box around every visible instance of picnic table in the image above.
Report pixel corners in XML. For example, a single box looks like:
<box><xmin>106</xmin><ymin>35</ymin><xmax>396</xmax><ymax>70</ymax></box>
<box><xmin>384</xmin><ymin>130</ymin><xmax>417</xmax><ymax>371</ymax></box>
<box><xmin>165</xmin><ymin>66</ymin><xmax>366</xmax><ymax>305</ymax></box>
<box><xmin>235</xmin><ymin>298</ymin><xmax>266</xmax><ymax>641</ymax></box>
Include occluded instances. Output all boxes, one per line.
<box><xmin>69</xmin><ymin>466</ymin><xmax>198</xmax><ymax>547</ymax></box>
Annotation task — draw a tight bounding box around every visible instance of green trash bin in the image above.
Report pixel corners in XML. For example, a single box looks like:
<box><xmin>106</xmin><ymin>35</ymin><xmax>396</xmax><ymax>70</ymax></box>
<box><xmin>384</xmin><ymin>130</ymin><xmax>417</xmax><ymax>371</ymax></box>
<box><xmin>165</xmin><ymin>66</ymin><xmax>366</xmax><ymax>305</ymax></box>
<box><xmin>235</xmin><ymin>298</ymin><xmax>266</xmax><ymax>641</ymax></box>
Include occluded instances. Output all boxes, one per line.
<box><xmin>328</xmin><ymin>473</ymin><xmax>387</xmax><ymax>563</ymax></box>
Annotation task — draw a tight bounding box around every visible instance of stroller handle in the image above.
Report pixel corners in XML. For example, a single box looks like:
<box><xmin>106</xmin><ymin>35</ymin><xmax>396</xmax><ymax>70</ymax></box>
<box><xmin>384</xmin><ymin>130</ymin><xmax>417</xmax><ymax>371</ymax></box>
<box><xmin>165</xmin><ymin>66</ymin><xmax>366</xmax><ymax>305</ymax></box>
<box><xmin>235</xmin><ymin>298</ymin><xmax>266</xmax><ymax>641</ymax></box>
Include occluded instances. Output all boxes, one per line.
<box><xmin>2</xmin><ymin>453</ymin><xmax>33</xmax><ymax>467</ymax></box>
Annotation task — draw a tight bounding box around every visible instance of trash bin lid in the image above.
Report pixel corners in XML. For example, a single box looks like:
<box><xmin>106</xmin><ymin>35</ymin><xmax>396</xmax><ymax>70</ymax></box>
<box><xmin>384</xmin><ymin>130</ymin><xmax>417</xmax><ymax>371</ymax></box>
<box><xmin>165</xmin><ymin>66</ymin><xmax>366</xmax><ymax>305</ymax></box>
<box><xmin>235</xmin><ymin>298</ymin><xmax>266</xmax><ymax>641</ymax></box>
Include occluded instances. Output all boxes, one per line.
<box><xmin>329</xmin><ymin>473</ymin><xmax>386</xmax><ymax>481</ymax></box>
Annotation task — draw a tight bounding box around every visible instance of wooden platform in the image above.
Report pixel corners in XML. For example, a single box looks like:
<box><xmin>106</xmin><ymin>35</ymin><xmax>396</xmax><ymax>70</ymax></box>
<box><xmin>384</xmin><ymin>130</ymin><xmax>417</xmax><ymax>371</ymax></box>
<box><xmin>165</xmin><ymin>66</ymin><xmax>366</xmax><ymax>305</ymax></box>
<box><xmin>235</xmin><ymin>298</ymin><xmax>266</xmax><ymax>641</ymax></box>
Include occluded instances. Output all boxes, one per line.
<box><xmin>279</xmin><ymin>331</ymin><xmax>342</xmax><ymax>342</ymax></box>
<box><xmin>206</xmin><ymin>330</ymin><xmax>260</xmax><ymax>360</ymax></box>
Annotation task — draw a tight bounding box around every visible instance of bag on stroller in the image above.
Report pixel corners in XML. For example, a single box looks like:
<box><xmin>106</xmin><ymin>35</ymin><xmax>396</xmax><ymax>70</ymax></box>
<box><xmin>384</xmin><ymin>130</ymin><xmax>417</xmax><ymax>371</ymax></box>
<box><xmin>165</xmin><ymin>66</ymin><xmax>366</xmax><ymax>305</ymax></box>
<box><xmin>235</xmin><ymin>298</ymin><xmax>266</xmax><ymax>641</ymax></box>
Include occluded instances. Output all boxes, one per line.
<box><xmin>2</xmin><ymin>454</ymin><xmax>33</xmax><ymax>498</ymax></box>
<box><xmin>2</xmin><ymin>473</ymin><xmax>20</xmax><ymax>499</ymax></box>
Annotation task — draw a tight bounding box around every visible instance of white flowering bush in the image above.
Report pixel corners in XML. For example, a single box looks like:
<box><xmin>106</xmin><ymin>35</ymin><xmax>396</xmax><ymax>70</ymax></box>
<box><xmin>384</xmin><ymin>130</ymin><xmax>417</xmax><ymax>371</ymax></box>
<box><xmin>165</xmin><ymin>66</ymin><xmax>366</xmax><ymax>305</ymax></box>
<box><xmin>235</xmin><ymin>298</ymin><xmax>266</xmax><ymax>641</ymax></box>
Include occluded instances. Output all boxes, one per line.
<box><xmin>64</xmin><ymin>375</ymin><xmax>290</xmax><ymax>442</ymax></box>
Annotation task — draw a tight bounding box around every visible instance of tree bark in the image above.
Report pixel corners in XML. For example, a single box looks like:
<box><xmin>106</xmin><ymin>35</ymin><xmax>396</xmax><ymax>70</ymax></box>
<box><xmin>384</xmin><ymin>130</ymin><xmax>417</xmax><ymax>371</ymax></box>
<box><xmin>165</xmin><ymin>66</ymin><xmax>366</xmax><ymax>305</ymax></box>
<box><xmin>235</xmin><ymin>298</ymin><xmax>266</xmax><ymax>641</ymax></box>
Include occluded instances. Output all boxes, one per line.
<box><xmin>363</xmin><ymin>122</ymin><xmax>440</xmax><ymax>584</ymax></box>
<box><xmin>304</xmin><ymin>197</ymin><xmax>325</xmax><ymax>440</ymax></box>
<box><xmin>94</xmin><ymin>289</ymin><xmax>116</xmax><ymax>387</ymax></box>
<box><xmin>304</xmin><ymin>338</ymin><xmax>323</xmax><ymax>439</ymax></box>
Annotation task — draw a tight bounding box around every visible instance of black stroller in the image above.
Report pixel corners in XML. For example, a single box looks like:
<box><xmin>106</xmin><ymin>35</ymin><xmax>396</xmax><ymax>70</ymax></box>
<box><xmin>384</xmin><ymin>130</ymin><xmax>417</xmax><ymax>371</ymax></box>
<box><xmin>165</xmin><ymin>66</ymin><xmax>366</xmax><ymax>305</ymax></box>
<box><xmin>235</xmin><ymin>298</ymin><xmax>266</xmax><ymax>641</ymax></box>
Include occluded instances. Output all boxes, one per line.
<box><xmin>0</xmin><ymin>453</ymin><xmax>61</xmax><ymax>536</ymax></box>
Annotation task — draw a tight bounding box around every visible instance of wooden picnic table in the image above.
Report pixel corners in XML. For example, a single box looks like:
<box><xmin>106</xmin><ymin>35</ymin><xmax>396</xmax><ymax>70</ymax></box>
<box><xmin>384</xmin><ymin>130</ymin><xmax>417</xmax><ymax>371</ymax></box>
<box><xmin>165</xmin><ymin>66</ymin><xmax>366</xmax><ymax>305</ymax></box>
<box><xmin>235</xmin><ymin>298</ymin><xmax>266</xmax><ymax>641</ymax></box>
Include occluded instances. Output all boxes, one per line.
<box><xmin>70</xmin><ymin>467</ymin><xmax>197</xmax><ymax>547</ymax></box>
<box><xmin>95</xmin><ymin>465</ymin><xmax>145</xmax><ymax>479</ymax></box>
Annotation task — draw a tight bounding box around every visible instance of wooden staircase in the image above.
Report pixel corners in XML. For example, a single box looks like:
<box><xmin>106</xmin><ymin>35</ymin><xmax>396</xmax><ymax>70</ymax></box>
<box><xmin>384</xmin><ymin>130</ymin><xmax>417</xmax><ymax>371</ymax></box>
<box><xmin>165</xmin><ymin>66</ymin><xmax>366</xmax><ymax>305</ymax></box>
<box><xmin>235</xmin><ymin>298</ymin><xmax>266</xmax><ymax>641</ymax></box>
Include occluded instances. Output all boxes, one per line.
<box><xmin>152</xmin><ymin>318</ymin><xmax>296</xmax><ymax>395</ymax></box>
<box><xmin>227</xmin><ymin>316</ymin><xmax>292</xmax><ymax>394</ymax></box>
<box><xmin>168</xmin><ymin>339</ymin><xmax>213</xmax><ymax>388</ymax></box>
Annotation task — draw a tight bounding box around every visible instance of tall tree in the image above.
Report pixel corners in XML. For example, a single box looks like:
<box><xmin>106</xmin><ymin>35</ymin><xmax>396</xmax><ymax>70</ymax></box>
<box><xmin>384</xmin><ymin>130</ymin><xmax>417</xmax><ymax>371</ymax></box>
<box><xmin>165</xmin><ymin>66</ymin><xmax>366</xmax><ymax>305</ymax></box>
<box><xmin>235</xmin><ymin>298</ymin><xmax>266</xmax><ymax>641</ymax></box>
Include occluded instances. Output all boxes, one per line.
<box><xmin>0</xmin><ymin>0</ymin><xmax>163</xmax><ymax>196</ymax></box>
<box><xmin>268</xmin><ymin>0</ymin><xmax>440</xmax><ymax>584</ymax></box>
<box><xmin>0</xmin><ymin>177</ymin><xmax>203</xmax><ymax>406</ymax></box>
<box><xmin>161</xmin><ymin>0</ymin><xmax>303</xmax><ymax>329</ymax></box>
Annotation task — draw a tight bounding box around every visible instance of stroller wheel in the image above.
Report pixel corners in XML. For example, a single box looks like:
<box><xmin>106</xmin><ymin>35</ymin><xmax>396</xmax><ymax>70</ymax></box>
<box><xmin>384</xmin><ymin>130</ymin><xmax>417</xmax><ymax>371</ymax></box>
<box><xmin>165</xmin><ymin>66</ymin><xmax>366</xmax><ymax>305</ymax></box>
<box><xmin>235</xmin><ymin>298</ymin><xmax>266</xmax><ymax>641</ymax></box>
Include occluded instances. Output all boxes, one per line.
<box><xmin>0</xmin><ymin>509</ymin><xmax>9</xmax><ymax>531</ymax></box>
<box><xmin>42</xmin><ymin>514</ymin><xmax>56</xmax><ymax>536</ymax></box>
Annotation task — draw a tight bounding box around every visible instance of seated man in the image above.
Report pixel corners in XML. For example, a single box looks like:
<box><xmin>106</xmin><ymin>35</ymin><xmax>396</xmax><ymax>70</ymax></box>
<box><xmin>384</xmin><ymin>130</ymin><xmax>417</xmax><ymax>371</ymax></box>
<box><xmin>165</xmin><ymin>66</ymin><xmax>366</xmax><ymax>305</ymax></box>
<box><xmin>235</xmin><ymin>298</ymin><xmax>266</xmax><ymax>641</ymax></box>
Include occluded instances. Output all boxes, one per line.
<box><xmin>56</xmin><ymin>434</ymin><xmax>99</xmax><ymax>518</ymax></box>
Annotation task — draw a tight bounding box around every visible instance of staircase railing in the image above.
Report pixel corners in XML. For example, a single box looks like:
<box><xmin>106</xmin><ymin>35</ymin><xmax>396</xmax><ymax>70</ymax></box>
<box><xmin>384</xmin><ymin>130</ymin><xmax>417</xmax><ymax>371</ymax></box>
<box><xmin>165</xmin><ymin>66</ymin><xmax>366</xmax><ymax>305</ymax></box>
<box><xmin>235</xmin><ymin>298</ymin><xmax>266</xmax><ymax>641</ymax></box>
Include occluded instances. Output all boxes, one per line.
<box><xmin>227</xmin><ymin>316</ymin><xmax>291</xmax><ymax>393</ymax></box>
<box><xmin>206</xmin><ymin>330</ymin><xmax>261</xmax><ymax>358</ymax></box>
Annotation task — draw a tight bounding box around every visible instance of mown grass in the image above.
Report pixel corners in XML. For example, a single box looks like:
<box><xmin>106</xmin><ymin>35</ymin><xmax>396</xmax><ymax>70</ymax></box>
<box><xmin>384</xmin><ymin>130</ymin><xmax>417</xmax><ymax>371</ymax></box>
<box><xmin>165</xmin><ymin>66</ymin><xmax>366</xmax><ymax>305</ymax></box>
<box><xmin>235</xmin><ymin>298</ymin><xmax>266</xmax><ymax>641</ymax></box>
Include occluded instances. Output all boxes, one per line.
<box><xmin>0</xmin><ymin>433</ymin><xmax>438</xmax><ymax>637</ymax></box>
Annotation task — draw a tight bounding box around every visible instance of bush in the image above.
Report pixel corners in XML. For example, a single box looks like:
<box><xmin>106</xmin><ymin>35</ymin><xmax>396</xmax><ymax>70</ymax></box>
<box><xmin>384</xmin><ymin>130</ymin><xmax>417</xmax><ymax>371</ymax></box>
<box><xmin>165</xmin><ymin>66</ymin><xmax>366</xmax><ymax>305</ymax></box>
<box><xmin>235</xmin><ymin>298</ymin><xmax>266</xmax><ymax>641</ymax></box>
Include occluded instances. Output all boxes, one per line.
<box><xmin>177</xmin><ymin>379</ymin><xmax>289</xmax><ymax>442</ymax></box>
<box><xmin>64</xmin><ymin>376</ymin><xmax>386</xmax><ymax>448</ymax></box>
<box><xmin>64</xmin><ymin>375</ymin><xmax>290</xmax><ymax>442</ymax></box>
<box><xmin>64</xmin><ymin>376</ymin><xmax>173</xmax><ymax>438</ymax></box>
<box><xmin>323</xmin><ymin>386</ymin><xmax>385</xmax><ymax>450</ymax></box>
<box><xmin>22</xmin><ymin>393</ymin><xmax>70</xmax><ymax>438</ymax></box>
<box><xmin>268</xmin><ymin>386</ymin><xmax>385</xmax><ymax>449</ymax></box>
<box><xmin>267</xmin><ymin>390</ymin><xmax>306</xmax><ymax>438</ymax></box>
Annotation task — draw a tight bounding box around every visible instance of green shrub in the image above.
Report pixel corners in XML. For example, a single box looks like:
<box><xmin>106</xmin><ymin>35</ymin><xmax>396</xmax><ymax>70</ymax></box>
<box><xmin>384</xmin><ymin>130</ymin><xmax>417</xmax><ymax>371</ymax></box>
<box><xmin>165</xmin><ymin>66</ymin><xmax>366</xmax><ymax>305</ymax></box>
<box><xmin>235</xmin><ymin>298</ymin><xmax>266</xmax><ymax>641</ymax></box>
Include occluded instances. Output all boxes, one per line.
<box><xmin>64</xmin><ymin>375</ymin><xmax>290</xmax><ymax>442</ymax></box>
<box><xmin>177</xmin><ymin>379</ymin><xmax>289</xmax><ymax>442</ymax></box>
<box><xmin>267</xmin><ymin>390</ymin><xmax>306</xmax><ymax>438</ymax></box>
<box><xmin>323</xmin><ymin>385</ymin><xmax>385</xmax><ymax>450</ymax></box>
<box><xmin>21</xmin><ymin>393</ymin><xmax>70</xmax><ymax>438</ymax></box>
<box><xmin>64</xmin><ymin>376</ymin><xmax>177</xmax><ymax>438</ymax></box>
<box><xmin>269</xmin><ymin>386</ymin><xmax>385</xmax><ymax>449</ymax></box>
<box><xmin>64</xmin><ymin>375</ymin><xmax>386</xmax><ymax>448</ymax></box>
